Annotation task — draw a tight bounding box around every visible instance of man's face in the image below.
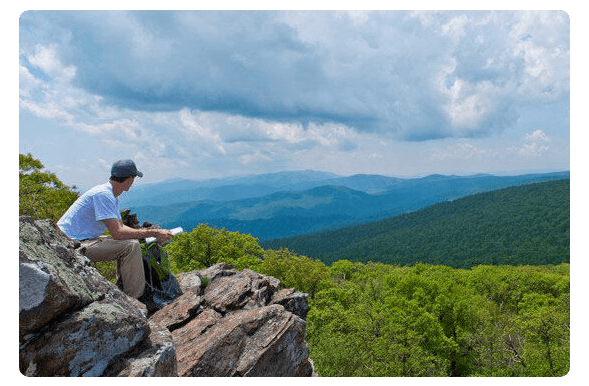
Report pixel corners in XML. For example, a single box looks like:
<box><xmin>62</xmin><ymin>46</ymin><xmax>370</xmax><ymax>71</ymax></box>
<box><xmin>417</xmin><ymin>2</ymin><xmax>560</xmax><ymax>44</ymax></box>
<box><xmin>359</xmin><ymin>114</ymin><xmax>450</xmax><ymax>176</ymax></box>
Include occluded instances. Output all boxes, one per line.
<box><xmin>123</xmin><ymin>176</ymin><xmax>135</xmax><ymax>191</ymax></box>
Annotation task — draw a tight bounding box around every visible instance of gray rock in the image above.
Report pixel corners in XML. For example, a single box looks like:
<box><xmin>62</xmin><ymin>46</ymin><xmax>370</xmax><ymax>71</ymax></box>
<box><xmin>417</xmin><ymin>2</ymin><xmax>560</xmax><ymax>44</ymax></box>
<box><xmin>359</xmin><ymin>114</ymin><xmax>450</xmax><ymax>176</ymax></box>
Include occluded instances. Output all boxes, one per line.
<box><xmin>103</xmin><ymin>320</ymin><xmax>177</xmax><ymax>377</ymax></box>
<box><xmin>270</xmin><ymin>288</ymin><xmax>310</xmax><ymax>320</ymax></box>
<box><xmin>176</xmin><ymin>271</ymin><xmax>202</xmax><ymax>294</ymax></box>
<box><xmin>19</xmin><ymin>216</ymin><xmax>176</xmax><ymax>377</ymax></box>
<box><xmin>19</xmin><ymin>217</ymin><xmax>102</xmax><ymax>340</ymax></box>
<box><xmin>163</xmin><ymin>263</ymin><xmax>313</xmax><ymax>376</ymax></box>
<box><xmin>20</xmin><ymin>298</ymin><xmax>150</xmax><ymax>376</ymax></box>
<box><xmin>173</xmin><ymin>304</ymin><xmax>312</xmax><ymax>377</ymax></box>
<box><xmin>19</xmin><ymin>217</ymin><xmax>313</xmax><ymax>377</ymax></box>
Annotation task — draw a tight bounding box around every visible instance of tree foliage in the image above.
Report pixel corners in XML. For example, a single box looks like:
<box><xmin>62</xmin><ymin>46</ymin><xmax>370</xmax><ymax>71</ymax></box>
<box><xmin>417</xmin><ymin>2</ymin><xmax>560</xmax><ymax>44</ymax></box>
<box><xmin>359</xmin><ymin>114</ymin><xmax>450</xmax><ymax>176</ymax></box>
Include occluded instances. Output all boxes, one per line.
<box><xmin>19</xmin><ymin>153</ymin><xmax>79</xmax><ymax>222</ymax></box>
<box><xmin>164</xmin><ymin>223</ymin><xmax>265</xmax><ymax>272</ymax></box>
<box><xmin>256</xmin><ymin>248</ymin><xmax>331</xmax><ymax>299</ymax></box>
<box><xmin>164</xmin><ymin>225</ymin><xmax>331</xmax><ymax>299</ymax></box>
<box><xmin>306</xmin><ymin>262</ymin><xmax>569</xmax><ymax>377</ymax></box>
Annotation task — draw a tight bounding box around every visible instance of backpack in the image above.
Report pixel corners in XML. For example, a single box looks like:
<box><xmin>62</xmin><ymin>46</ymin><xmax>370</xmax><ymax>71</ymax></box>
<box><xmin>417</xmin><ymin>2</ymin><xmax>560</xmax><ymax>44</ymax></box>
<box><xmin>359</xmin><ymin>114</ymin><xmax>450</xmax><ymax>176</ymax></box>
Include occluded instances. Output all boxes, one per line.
<box><xmin>140</xmin><ymin>241</ymin><xmax>182</xmax><ymax>309</ymax></box>
<box><xmin>119</xmin><ymin>210</ymin><xmax>182</xmax><ymax>310</ymax></box>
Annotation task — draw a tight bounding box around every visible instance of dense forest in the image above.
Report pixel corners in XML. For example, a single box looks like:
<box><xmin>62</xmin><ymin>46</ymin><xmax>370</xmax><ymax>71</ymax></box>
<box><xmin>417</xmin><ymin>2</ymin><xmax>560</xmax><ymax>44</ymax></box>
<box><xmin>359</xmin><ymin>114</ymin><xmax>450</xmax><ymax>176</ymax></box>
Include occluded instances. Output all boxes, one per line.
<box><xmin>263</xmin><ymin>179</ymin><xmax>570</xmax><ymax>268</ymax></box>
<box><xmin>19</xmin><ymin>153</ymin><xmax>570</xmax><ymax>377</ymax></box>
<box><xmin>306</xmin><ymin>261</ymin><xmax>569</xmax><ymax>376</ymax></box>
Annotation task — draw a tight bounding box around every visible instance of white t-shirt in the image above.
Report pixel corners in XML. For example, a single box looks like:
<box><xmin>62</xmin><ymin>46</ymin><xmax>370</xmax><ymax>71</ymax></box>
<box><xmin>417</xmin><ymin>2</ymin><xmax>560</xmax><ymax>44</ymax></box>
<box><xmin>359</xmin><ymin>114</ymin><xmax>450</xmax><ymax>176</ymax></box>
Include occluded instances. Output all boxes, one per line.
<box><xmin>57</xmin><ymin>182</ymin><xmax>121</xmax><ymax>240</ymax></box>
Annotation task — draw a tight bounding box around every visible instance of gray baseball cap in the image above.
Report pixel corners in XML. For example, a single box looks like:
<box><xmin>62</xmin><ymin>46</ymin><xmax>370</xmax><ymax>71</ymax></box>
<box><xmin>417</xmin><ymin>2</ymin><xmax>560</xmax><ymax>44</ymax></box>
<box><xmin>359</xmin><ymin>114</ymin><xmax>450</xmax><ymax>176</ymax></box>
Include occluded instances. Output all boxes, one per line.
<box><xmin>111</xmin><ymin>159</ymin><xmax>143</xmax><ymax>178</ymax></box>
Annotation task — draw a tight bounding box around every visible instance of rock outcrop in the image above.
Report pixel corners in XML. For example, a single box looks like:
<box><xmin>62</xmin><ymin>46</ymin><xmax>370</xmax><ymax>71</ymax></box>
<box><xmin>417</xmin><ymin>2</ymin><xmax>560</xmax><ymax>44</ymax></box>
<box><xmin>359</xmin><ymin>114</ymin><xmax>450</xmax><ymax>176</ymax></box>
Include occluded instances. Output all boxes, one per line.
<box><xmin>160</xmin><ymin>264</ymin><xmax>312</xmax><ymax>376</ymax></box>
<box><xmin>19</xmin><ymin>216</ymin><xmax>176</xmax><ymax>376</ymax></box>
<box><xmin>19</xmin><ymin>216</ymin><xmax>314</xmax><ymax>377</ymax></box>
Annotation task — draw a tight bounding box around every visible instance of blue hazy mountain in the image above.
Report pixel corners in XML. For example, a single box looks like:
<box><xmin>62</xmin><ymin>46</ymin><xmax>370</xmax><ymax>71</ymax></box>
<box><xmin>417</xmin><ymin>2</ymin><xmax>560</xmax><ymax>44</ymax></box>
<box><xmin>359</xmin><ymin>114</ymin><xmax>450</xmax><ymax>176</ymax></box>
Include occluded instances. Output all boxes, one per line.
<box><xmin>122</xmin><ymin>170</ymin><xmax>570</xmax><ymax>240</ymax></box>
<box><xmin>261</xmin><ymin>179</ymin><xmax>570</xmax><ymax>268</ymax></box>
<box><xmin>120</xmin><ymin>170</ymin><xmax>341</xmax><ymax>207</ymax></box>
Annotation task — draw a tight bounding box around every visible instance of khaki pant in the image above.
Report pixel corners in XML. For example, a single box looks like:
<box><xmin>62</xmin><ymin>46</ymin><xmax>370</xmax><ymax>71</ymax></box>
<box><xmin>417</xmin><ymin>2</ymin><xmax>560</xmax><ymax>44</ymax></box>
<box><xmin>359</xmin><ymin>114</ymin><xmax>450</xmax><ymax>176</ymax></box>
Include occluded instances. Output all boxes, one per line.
<box><xmin>81</xmin><ymin>236</ymin><xmax>145</xmax><ymax>299</ymax></box>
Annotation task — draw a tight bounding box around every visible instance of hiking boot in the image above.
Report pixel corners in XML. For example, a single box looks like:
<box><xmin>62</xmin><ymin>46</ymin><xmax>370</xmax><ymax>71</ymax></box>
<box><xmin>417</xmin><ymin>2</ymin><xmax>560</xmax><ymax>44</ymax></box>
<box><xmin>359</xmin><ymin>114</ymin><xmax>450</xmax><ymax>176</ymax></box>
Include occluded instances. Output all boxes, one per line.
<box><xmin>137</xmin><ymin>287</ymin><xmax>159</xmax><ymax>315</ymax></box>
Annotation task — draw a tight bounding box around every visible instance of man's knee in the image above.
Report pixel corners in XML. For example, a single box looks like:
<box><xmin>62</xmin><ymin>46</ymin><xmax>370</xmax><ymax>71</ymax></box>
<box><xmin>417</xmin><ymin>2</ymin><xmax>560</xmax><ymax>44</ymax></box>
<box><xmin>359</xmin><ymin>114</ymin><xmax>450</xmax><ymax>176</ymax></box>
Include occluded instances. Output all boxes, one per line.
<box><xmin>121</xmin><ymin>238</ymin><xmax>140</xmax><ymax>247</ymax></box>
<box><xmin>120</xmin><ymin>239</ymin><xmax>141</xmax><ymax>256</ymax></box>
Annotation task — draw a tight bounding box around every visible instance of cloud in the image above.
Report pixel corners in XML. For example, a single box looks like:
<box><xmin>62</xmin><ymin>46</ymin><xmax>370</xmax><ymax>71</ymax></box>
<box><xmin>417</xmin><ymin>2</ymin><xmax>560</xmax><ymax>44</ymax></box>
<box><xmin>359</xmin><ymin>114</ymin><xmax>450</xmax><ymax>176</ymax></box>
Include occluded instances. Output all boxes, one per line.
<box><xmin>519</xmin><ymin>129</ymin><xmax>551</xmax><ymax>157</ymax></box>
<box><xmin>19</xmin><ymin>10</ymin><xmax>569</xmax><ymax>144</ymax></box>
<box><xmin>19</xmin><ymin>64</ymin><xmax>44</xmax><ymax>97</ymax></box>
<box><xmin>178</xmin><ymin>108</ymin><xmax>227</xmax><ymax>155</ymax></box>
<box><xmin>431</xmin><ymin>128</ymin><xmax>556</xmax><ymax>166</ymax></box>
<box><xmin>26</xmin><ymin>44</ymin><xmax>76</xmax><ymax>81</ymax></box>
<box><xmin>239</xmin><ymin>149</ymin><xmax>273</xmax><ymax>165</ymax></box>
<box><xmin>17</xmin><ymin>10</ymin><xmax>569</xmax><ymax>187</ymax></box>
<box><xmin>19</xmin><ymin>97</ymin><xmax>75</xmax><ymax>123</ymax></box>
<box><xmin>431</xmin><ymin>141</ymin><xmax>497</xmax><ymax>162</ymax></box>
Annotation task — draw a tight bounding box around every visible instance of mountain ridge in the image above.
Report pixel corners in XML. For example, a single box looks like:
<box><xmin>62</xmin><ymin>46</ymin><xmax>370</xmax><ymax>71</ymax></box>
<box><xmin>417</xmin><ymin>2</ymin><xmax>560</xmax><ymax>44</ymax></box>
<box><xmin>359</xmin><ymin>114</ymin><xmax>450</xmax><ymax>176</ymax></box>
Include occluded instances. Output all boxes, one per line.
<box><xmin>124</xmin><ymin>170</ymin><xmax>570</xmax><ymax>240</ymax></box>
<box><xmin>261</xmin><ymin>179</ymin><xmax>570</xmax><ymax>268</ymax></box>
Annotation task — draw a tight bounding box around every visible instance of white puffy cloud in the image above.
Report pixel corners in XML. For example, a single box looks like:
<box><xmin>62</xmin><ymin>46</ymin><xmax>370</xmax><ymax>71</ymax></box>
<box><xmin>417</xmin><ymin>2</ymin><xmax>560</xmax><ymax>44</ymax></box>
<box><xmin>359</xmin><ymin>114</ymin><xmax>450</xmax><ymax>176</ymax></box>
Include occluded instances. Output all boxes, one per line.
<box><xmin>519</xmin><ymin>130</ymin><xmax>551</xmax><ymax>157</ymax></box>
<box><xmin>26</xmin><ymin>44</ymin><xmax>76</xmax><ymax>82</ymax></box>
<box><xmin>19</xmin><ymin>10</ymin><xmax>569</xmax><ymax>143</ymax></box>
<box><xmin>178</xmin><ymin>108</ymin><xmax>226</xmax><ymax>155</ymax></box>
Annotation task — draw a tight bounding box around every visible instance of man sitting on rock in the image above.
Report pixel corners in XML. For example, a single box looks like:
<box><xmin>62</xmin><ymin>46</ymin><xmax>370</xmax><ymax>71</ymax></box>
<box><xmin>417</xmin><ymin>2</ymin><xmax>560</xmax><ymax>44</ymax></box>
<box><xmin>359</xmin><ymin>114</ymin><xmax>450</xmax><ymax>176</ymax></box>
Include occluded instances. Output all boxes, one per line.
<box><xmin>57</xmin><ymin>159</ymin><xmax>173</xmax><ymax>299</ymax></box>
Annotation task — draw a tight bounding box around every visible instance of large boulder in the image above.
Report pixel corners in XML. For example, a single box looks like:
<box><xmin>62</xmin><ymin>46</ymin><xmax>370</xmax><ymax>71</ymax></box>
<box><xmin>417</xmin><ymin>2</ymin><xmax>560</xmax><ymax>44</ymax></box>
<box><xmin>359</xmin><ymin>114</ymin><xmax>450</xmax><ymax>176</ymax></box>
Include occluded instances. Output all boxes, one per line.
<box><xmin>20</xmin><ymin>298</ymin><xmax>151</xmax><ymax>376</ymax></box>
<box><xmin>155</xmin><ymin>264</ymin><xmax>314</xmax><ymax>376</ymax></box>
<box><xmin>173</xmin><ymin>304</ymin><xmax>310</xmax><ymax>376</ymax></box>
<box><xmin>102</xmin><ymin>320</ymin><xmax>177</xmax><ymax>377</ymax></box>
<box><xmin>19</xmin><ymin>216</ymin><xmax>103</xmax><ymax>340</ymax></box>
<box><xmin>19</xmin><ymin>216</ymin><xmax>176</xmax><ymax>376</ymax></box>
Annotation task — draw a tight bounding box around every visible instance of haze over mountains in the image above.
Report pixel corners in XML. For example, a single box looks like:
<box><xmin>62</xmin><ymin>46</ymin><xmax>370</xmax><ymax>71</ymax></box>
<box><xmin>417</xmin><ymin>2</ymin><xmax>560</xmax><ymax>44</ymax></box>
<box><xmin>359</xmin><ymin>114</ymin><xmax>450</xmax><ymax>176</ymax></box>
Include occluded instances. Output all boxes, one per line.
<box><xmin>121</xmin><ymin>170</ymin><xmax>570</xmax><ymax>241</ymax></box>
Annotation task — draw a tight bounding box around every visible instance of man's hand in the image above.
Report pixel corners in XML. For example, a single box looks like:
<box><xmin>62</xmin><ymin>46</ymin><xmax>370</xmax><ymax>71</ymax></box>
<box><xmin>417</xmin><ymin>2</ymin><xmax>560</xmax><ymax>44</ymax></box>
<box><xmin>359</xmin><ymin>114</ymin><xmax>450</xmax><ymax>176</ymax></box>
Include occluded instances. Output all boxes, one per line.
<box><xmin>154</xmin><ymin>228</ymin><xmax>174</xmax><ymax>244</ymax></box>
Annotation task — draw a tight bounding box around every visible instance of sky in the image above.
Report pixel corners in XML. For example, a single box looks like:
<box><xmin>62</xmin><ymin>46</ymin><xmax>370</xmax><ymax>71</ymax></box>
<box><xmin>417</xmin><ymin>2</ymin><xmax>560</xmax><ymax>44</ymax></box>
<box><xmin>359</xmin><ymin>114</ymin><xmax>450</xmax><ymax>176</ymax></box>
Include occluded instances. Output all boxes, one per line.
<box><xmin>17</xmin><ymin>7</ymin><xmax>573</xmax><ymax>191</ymax></box>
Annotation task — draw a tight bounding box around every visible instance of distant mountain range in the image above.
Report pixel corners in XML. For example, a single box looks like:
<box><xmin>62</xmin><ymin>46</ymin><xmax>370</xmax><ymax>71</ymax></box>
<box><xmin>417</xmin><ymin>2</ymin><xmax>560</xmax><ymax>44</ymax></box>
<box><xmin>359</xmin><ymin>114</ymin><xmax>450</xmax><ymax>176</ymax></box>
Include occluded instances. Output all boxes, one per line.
<box><xmin>261</xmin><ymin>179</ymin><xmax>570</xmax><ymax>268</ymax></box>
<box><xmin>121</xmin><ymin>170</ymin><xmax>570</xmax><ymax>241</ymax></box>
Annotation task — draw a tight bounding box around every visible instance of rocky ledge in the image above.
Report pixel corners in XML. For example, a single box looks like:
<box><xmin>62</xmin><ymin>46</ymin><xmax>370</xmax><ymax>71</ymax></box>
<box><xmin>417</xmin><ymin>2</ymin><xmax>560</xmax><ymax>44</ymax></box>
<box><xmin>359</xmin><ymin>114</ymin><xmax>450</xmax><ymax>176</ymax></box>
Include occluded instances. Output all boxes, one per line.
<box><xmin>19</xmin><ymin>216</ymin><xmax>314</xmax><ymax>377</ymax></box>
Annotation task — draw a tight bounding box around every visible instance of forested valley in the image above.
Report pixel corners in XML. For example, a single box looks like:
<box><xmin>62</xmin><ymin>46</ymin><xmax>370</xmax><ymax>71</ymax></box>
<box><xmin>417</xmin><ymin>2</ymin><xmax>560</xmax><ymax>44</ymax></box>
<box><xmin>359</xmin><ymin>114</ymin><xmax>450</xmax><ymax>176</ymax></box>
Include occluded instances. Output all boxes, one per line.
<box><xmin>19</xmin><ymin>153</ymin><xmax>570</xmax><ymax>377</ymax></box>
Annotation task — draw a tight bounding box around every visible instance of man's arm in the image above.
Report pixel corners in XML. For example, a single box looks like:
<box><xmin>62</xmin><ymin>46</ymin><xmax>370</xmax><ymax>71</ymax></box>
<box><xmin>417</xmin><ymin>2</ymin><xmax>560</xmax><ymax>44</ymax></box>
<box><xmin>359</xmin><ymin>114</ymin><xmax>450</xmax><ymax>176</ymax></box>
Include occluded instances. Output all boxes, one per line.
<box><xmin>103</xmin><ymin>218</ymin><xmax>174</xmax><ymax>243</ymax></box>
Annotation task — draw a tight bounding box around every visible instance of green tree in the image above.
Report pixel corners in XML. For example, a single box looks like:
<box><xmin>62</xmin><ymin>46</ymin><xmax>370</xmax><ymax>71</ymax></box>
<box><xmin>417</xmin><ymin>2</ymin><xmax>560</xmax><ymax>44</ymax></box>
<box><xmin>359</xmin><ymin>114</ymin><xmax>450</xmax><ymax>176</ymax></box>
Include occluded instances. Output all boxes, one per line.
<box><xmin>165</xmin><ymin>223</ymin><xmax>264</xmax><ymax>272</ymax></box>
<box><xmin>19</xmin><ymin>153</ymin><xmax>79</xmax><ymax>221</ymax></box>
<box><xmin>258</xmin><ymin>249</ymin><xmax>330</xmax><ymax>298</ymax></box>
<box><xmin>328</xmin><ymin>259</ymin><xmax>364</xmax><ymax>282</ymax></box>
<box><xmin>516</xmin><ymin>293</ymin><xmax>570</xmax><ymax>376</ymax></box>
